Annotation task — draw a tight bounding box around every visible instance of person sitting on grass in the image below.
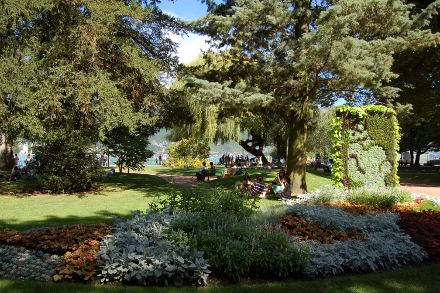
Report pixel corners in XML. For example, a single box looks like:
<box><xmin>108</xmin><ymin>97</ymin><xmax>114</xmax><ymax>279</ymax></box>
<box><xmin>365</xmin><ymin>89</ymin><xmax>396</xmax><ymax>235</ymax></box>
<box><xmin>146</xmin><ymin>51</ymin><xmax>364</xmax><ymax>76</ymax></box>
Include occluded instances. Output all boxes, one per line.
<box><xmin>251</xmin><ymin>176</ymin><xmax>267</xmax><ymax>197</ymax></box>
<box><xmin>208</xmin><ymin>161</ymin><xmax>216</xmax><ymax>177</ymax></box>
<box><xmin>280</xmin><ymin>177</ymin><xmax>292</xmax><ymax>199</ymax></box>
<box><xmin>235</xmin><ymin>172</ymin><xmax>252</xmax><ymax>191</ymax></box>
<box><xmin>196</xmin><ymin>161</ymin><xmax>208</xmax><ymax>182</ymax></box>
<box><xmin>9</xmin><ymin>166</ymin><xmax>22</xmax><ymax>181</ymax></box>
<box><xmin>271</xmin><ymin>169</ymin><xmax>286</xmax><ymax>195</ymax></box>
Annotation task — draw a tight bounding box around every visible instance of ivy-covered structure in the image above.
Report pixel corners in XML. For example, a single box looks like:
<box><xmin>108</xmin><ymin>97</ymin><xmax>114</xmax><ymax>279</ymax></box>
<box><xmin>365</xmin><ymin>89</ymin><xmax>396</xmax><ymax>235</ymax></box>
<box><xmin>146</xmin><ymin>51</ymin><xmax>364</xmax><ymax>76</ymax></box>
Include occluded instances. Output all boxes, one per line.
<box><xmin>330</xmin><ymin>105</ymin><xmax>400</xmax><ymax>188</ymax></box>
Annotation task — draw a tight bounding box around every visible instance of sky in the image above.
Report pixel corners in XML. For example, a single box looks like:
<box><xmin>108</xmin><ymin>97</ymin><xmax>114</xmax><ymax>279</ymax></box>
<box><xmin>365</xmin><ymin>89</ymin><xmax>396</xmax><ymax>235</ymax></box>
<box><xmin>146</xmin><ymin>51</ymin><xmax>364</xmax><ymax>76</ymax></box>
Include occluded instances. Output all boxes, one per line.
<box><xmin>158</xmin><ymin>0</ymin><xmax>211</xmax><ymax>64</ymax></box>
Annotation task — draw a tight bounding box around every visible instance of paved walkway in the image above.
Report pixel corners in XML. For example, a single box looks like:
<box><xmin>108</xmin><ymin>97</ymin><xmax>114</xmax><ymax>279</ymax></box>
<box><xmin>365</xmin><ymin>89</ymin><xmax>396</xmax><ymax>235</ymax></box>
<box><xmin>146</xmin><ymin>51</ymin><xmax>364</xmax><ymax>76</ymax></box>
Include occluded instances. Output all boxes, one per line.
<box><xmin>156</xmin><ymin>174</ymin><xmax>217</xmax><ymax>187</ymax></box>
<box><xmin>155</xmin><ymin>172</ymin><xmax>440</xmax><ymax>196</ymax></box>
<box><xmin>399</xmin><ymin>184</ymin><xmax>440</xmax><ymax>197</ymax></box>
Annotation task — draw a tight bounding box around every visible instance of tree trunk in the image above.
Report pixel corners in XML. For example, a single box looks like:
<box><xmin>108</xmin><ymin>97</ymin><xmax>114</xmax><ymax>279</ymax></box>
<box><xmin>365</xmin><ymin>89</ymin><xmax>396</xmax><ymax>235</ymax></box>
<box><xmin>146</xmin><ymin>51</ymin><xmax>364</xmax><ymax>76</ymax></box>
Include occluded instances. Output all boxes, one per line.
<box><xmin>127</xmin><ymin>167</ymin><xmax>130</xmax><ymax>174</ymax></box>
<box><xmin>410</xmin><ymin>150</ymin><xmax>414</xmax><ymax>167</ymax></box>
<box><xmin>286</xmin><ymin>109</ymin><xmax>308</xmax><ymax>194</ymax></box>
<box><xmin>414</xmin><ymin>150</ymin><xmax>421</xmax><ymax>167</ymax></box>
<box><xmin>276</xmin><ymin>135</ymin><xmax>282</xmax><ymax>163</ymax></box>
<box><xmin>239</xmin><ymin>140</ymin><xmax>268</xmax><ymax>165</ymax></box>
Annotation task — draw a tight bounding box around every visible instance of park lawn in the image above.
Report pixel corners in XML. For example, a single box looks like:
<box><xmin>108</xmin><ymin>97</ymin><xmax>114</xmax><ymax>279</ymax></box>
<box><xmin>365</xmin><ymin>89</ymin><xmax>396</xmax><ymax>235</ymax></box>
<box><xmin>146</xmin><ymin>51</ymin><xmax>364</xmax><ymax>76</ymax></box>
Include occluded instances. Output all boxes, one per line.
<box><xmin>398</xmin><ymin>167</ymin><xmax>440</xmax><ymax>185</ymax></box>
<box><xmin>0</xmin><ymin>166</ymin><xmax>331</xmax><ymax>231</ymax></box>
<box><xmin>1</xmin><ymin>262</ymin><xmax>439</xmax><ymax>293</ymax></box>
<box><xmin>144</xmin><ymin>165</ymin><xmax>332</xmax><ymax>191</ymax></box>
<box><xmin>0</xmin><ymin>173</ymin><xmax>175</xmax><ymax>231</ymax></box>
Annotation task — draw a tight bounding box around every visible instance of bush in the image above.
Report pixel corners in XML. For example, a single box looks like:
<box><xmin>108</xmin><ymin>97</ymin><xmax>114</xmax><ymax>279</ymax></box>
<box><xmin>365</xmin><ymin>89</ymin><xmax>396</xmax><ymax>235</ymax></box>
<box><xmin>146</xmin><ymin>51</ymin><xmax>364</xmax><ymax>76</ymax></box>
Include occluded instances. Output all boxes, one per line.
<box><xmin>32</xmin><ymin>134</ymin><xmax>102</xmax><ymax>193</ymax></box>
<box><xmin>347</xmin><ymin>186</ymin><xmax>412</xmax><ymax>209</ymax></box>
<box><xmin>166</xmin><ymin>138</ymin><xmax>209</xmax><ymax>168</ymax></box>
<box><xmin>150</xmin><ymin>189</ymin><xmax>259</xmax><ymax>219</ymax></box>
<box><xmin>97</xmin><ymin>211</ymin><xmax>210</xmax><ymax>286</ymax></box>
<box><xmin>172</xmin><ymin>213</ymin><xmax>308</xmax><ymax>282</ymax></box>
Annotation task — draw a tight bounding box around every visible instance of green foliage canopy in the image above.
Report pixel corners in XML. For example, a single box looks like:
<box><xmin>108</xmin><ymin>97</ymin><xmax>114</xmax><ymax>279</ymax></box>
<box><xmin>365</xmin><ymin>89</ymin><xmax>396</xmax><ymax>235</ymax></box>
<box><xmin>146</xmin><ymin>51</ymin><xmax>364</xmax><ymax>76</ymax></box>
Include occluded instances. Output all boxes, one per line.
<box><xmin>183</xmin><ymin>0</ymin><xmax>440</xmax><ymax>193</ymax></box>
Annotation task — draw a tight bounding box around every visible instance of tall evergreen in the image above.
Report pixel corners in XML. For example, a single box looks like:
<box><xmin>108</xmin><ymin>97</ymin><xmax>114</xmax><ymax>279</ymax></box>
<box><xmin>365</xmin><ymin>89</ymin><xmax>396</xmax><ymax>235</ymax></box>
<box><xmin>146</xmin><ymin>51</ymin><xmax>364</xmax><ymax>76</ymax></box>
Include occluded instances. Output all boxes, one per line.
<box><xmin>0</xmin><ymin>0</ymin><xmax>182</xmax><ymax>149</ymax></box>
<box><xmin>189</xmin><ymin>0</ymin><xmax>440</xmax><ymax>193</ymax></box>
<box><xmin>0</xmin><ymin>1</ymin><xmax>183</xmax><ymax>186</ymax></box>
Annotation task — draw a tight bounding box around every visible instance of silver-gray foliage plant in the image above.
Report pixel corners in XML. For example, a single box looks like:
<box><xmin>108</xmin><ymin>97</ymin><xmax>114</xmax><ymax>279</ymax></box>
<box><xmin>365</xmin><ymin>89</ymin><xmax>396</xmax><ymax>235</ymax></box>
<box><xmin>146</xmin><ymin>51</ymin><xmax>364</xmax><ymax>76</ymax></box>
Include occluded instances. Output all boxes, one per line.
<box><xmin>287</xmin><ymin>205</ymin><xmax>427</xmax><ymax>278</ymax></box>
<box><xmin>97</xmin><ymin>211</ymin><xmax>210</xmax><ymax>286</ymax></box>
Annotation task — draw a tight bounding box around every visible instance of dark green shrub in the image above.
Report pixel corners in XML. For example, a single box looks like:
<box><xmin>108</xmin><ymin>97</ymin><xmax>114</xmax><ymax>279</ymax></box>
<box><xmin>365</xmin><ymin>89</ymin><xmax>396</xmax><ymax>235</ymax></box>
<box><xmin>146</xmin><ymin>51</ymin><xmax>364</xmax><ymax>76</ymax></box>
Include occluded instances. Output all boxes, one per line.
<box><xmin>150</xmin><ymin>189</ymin><xmax>259</xmax><ymax>219</ymax></box>
<box><xmin>172</xmin><ymin>213</ymin><xmax>307</xmax><ymax>282</ymax></box>
<box><xmin>32</xmin><ymin>134</ymin><xmax>102</xmax><ymax>193</ymax></box>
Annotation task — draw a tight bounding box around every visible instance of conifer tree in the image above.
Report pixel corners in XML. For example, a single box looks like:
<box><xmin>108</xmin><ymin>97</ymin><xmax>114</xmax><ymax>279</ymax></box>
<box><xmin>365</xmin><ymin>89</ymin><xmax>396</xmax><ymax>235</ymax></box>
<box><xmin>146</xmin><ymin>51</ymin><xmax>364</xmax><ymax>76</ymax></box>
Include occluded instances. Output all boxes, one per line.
<box><xmin>0</xmin><ymin>1</ymin><xmax>182</xmax><ymax>186</ymax></box>
<box><xmin>189</xmin><ymin>0</ymin><xmax>440</xmax><ymax>193</ymax></box>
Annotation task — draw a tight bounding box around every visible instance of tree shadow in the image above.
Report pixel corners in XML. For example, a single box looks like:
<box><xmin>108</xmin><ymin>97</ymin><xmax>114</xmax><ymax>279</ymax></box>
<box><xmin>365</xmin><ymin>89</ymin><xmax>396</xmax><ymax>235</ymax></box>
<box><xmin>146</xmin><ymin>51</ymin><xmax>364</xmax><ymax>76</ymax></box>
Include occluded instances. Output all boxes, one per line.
<box><xmin>305</xmin><ymin>166</ymin><xmax>331</xmax><ymax>180</ymax></box>
<box><xmin>0</xmin><ymin>211</ymin><xmax>128</xmax><ymax>231</ymax></box>
<box><xmin>100</xmin><ymin>173</ymin><xmax>179</xmax><ymax>196</ymax></box>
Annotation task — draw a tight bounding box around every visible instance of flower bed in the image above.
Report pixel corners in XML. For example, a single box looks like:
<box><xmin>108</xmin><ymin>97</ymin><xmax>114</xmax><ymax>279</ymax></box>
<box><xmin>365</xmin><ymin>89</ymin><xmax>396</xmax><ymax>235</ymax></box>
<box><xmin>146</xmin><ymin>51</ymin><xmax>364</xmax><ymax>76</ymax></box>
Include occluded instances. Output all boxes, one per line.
<box><xmin>285</xmin><ymin>205</ymin><xmax>427</xmax><ymax>278</ymax></box>
<box><xmin>0</xmin><ymin>224</ymin><xmax>112</xmax><ymax>282</ymax></box>
<box><xmin>278</xmin><ymin>212</ymin><xmax>365</xmax><ymax>243</ymax></box>
<box><xmin>0</xmin><ymin>224</ymin><xmax>111</xmax><ymax>254</ymax></box>
<box><xmin>397</xmin><ymin>210</ymin><xmax>440</xmax><ymax>260</ymax></box>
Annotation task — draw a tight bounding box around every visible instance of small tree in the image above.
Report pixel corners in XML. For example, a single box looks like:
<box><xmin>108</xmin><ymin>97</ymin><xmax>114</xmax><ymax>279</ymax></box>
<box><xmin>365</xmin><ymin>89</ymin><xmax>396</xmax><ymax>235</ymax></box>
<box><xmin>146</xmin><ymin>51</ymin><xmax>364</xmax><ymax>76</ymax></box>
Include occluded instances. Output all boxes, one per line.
<box><xmin>167</xmin><ymin>138</ymin><xmax>210</xmax><ymax>168</ymax></box>
<box><xmin>104</xmin><ymin>127</ymin><xmax>153</xmax><ymax>174</ymax></box>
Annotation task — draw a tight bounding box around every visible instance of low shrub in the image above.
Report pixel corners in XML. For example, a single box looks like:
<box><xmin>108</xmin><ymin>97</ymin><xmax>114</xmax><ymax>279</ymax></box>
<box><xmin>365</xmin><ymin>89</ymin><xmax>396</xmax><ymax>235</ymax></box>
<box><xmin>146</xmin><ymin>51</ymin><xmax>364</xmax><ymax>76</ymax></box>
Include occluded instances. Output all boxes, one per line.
<box><xmin>287</xmin><ymin>205</ymin><xmax>427</xmax><ymax>278</ymax></box>
<box><xmin>0</xmin><ymin>224</ymin><xmax>111</xmax><ymax>254</ymax></box>
<box><xmin>97</xmin><ymin>211</ymin><xmax>210</xmax><ymax>286</ymax></box>
<box><xmin>397</xmin><ymin>210</ymin><xmax>440</xmax><ymax>260</ymax></box>
<box><xmin>307</xmin><ymin>185</ymin><xmax>347</xmax><ymax>204</ymax></box>
<box><xmin>172</xmin><ymin>213</ymin><xmax>308</xmax><ymax>282</ymax></box>
<box><xmin>347</xmin><ymin>186</ymin><xmax>412</xmax><ymax>209</ymax></box>
<box><xmin>150</xmin><ymin>189</ymin><xmax>258</xmax><ymax>219</ymax></box>
<box><xmin>53</xmin><ymin>240</ymin><xmax>102</xmax><ymax>282</ymax></box>
<box><xmin>0</xmin><ymin>245</ymin><xmax>61</xmax><ymax>281</ymax></box>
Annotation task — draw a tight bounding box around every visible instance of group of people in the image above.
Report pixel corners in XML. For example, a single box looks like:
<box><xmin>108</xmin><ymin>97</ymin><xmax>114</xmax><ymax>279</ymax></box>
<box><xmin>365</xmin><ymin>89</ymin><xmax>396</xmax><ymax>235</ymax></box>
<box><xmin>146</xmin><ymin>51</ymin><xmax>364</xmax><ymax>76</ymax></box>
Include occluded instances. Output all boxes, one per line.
<box><xmin>5</xmin><ymin>153</ymin><xmax>33</xmax><ymax>181</ymax></box>
<box><xmin>195</xmin><ymin>161</ymin><xmax>216</xmax><ymax>182</ymax></box>
<box><xmin>236</xmin><ymin>169</ymin><xmax>291</xmax><ymax>199</ymax></box>
<box><xmin>220</xmin><ymin>154</ymin><xmax>251</xmax><ymax>167</ymax></box>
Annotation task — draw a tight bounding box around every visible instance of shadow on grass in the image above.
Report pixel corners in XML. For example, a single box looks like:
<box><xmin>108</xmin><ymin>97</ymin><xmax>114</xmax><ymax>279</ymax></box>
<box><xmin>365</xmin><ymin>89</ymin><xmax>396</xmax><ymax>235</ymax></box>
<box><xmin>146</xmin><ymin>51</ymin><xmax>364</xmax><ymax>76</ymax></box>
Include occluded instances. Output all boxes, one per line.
<box><xmin>1</xmin><ymin>173</ymin><xmax>178</xmax><ymax>198</ymax></box>
<box><xmin>102</xmin><ymin>173</ymin><xmax>181</xmax><ymax>196</ymax></box>
<box><xmin>0</xmin><ymin>263</ymin><xmax>439</xmax><ymax>292</ymax></box>
<box><xmin>304</xmin><ymin>167</ymin><xmax>331</xmax><ymax>180</ymax></box>
<box><xmin>0</xmin><ymin>177</ymin><xmax>44</xmax><ymax>196</ymax></box>
<box><xmin>398</xmin><ymin>167</ymin><xmax>440</xmax><ymax>186</ymax></box>
<box><xmin>0</xmin><ymin>210</ymin><xmax>133</xmax><ymax>231</ymax></box>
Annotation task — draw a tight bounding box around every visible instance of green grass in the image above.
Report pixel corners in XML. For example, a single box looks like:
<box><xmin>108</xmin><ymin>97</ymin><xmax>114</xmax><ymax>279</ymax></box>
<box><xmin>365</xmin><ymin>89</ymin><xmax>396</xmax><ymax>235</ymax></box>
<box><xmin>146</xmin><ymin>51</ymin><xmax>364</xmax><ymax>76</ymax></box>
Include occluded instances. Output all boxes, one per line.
<box><xmin>398</xmin><ymin>167</ymin><xmax>440</xmax><ymax>185</ymax></box>
<box><xmin>0</xmin><ymin>166</ymin><xmax>333</xmax><ymax>231</ymax></box>
<box><xmin>1</xmin><ymin>166</ymin><xmax>439</xmax><ymax>291</ymax></box>
<box><xmin>0</xmin><ymin>173</ymin><xmax>174</xmax><ymax>231</ymax></box>
<box><xmin>1</xmin><ymin>263</ymin><xmax>439</xmax><ymax>292</ymax></box>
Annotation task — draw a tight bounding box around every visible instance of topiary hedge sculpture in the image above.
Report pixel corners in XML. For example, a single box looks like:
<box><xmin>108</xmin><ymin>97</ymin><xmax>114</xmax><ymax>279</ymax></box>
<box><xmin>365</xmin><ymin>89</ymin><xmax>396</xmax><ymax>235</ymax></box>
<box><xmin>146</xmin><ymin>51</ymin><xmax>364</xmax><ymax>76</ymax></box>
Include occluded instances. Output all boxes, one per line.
<box><xmin>330</xmin><ymin>105</ymin><xmax>400</xmax><ymax>188</ymax></box>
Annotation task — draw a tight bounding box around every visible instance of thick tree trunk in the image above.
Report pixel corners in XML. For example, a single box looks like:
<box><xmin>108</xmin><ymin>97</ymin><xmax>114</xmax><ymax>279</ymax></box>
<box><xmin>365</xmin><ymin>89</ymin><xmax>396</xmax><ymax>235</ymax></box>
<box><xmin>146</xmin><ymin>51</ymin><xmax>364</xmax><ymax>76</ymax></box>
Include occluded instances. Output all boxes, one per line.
<box><xmin>286</xmin><ymin>109</ymin><xmax>308</xmax><ymax>195</ymax></box>
<box><xmin>410</xmin><ymin>150</ymin><xmax>414</xmax><ymax>167</ymax></box>
<box><xmin>239</xmin><ymin>140</ymin><xmax>268</xmax><ymax>165</ymax></box>
<box><xmin>414</xmin><ymin>150</ymin><xmax>421</xmax><ymax>167</ymax></box>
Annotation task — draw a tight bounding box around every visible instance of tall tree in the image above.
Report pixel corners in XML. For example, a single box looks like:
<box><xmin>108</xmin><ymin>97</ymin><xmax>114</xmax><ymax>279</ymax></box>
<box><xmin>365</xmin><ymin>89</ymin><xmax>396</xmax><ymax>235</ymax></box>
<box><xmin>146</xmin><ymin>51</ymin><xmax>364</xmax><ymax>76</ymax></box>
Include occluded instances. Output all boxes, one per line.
<box><xmin>0</xmin><ymin>0</ymin><xmax>182</xmax><ymax>162</ymax></box>
<box><xmin>390</xmin><ymin>0</ymin><xmax>440</xmax><ymax>166</ymax></box>
<box><xmin>187</xmin><ymin>0</ymin><xmax>440</xmax><ymax>193</ymax></box>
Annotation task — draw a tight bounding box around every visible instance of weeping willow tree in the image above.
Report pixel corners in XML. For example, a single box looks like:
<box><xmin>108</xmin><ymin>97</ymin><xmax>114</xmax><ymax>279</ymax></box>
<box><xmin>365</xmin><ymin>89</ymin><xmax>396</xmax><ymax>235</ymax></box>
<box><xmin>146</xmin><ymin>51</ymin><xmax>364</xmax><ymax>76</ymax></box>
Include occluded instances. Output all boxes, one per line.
<box><xmin>166</xmin><ymin>53</ymin><xmax>286</xmax><ymax>161</ymax></box>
